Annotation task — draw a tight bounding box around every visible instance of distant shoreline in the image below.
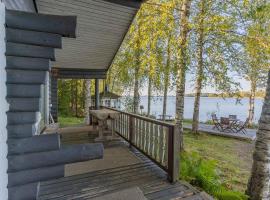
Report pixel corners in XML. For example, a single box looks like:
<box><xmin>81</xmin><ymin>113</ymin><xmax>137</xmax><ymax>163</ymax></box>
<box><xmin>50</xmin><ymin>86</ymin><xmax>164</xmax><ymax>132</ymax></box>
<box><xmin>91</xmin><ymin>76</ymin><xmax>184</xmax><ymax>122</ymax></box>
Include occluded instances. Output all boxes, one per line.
<box><xmin>138</xmin><ymin>95</ymin><xmax>265</xmax><ymax>99</ymax></box>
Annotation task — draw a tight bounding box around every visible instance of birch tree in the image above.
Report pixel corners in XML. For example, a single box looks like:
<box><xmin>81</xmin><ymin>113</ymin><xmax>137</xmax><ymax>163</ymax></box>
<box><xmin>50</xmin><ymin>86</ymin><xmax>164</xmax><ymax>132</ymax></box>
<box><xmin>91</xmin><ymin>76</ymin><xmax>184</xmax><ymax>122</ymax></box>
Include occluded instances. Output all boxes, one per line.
<box><xmin>175</xmin><ymin>0</ymin><xmax>192</xmax><ymax>151</ymax></box>
<box><xmin>247</xmin><ymin>1</ymin><xmax>270</xmax><ymax>199</ymax></box>
<box><xmin>84</xmin><ymin>79</ymin><xmax>91</xmax><ymax>124</ymax></box>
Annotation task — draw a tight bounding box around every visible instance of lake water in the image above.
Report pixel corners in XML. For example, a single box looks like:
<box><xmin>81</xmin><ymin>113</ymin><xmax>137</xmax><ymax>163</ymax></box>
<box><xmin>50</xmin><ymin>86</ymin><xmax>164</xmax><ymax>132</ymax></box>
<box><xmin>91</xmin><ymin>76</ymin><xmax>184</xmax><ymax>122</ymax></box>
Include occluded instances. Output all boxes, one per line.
<box><xmin>126</xmin><ymin>96</ymin><xmax>264</xmax><ymax>123</ymax></box>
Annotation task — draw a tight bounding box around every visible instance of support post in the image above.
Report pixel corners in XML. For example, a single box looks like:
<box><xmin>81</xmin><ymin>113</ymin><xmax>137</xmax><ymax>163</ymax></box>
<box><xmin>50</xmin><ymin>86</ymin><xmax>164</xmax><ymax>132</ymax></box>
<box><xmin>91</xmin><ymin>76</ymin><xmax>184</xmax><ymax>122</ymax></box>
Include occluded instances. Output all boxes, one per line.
<box><xmin>95</xmin><ymin>79</ymin><xmax>99</xmax><ymax>110</ymax></box>
<box><xmin>167</xmin><ymin>125</ymin><xmax>180</xmax><ymax>182</ymax></box>
<box><xmin>50</xmin><ymin>71</ymin><xmax>58</xmax><ymax>122</ymax></box>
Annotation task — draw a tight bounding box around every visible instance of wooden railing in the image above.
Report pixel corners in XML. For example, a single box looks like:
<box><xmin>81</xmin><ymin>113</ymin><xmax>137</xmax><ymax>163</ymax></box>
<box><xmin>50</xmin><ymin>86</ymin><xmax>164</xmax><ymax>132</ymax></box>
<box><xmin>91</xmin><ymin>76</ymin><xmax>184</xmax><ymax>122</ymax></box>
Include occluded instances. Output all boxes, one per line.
<box><xmin>104</xmin><ymin>107</ymin><xmax>180</xmax><ymax>182</ymax></box>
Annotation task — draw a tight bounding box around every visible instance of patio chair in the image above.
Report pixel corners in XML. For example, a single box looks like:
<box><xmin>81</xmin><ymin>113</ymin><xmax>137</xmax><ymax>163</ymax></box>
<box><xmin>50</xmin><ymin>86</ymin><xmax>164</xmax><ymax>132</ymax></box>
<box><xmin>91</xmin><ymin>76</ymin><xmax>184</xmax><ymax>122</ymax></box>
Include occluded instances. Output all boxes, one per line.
<box><xmin>220</xmin><ymin>117</ymin><xmax>233</xmax><ymax>132</ymax></box>
<box><xmin>211</xmin><ymin>114</ymin><xmax>222</xmax><ymax>131</ymax></box>
<box><xmin>235</xmin><ymin>118</ymin><xmax>249</xmax><ymax>134</ymax></box>
<box><xmin>228</xmin><ymin>115</ymin><xmax>238</xmax><ymax>132</ymax></box>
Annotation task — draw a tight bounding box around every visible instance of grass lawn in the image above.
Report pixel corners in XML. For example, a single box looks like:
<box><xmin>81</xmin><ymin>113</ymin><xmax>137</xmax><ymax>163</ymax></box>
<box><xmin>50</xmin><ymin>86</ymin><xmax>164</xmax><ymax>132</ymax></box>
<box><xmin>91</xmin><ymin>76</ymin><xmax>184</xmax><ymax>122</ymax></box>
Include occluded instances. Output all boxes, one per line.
<box><xmin>183</xmin><ymin>131</ymin><xmax>254</xmax><ymax>193</ymax></box>
<box><xmin>58</xmin><ymin>116</ymin><xmax>85</xmax><ymax>127</ymax></box>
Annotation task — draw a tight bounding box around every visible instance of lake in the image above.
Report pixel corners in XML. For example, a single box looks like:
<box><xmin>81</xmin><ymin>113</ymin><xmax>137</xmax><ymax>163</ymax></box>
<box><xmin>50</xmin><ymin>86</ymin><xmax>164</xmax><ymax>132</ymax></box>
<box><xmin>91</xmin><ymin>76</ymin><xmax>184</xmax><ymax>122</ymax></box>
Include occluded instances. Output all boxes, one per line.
<box><xmin>128</xmin><ymin>96</ymin><xmax>264</xmax><ymax>123</ymax></box>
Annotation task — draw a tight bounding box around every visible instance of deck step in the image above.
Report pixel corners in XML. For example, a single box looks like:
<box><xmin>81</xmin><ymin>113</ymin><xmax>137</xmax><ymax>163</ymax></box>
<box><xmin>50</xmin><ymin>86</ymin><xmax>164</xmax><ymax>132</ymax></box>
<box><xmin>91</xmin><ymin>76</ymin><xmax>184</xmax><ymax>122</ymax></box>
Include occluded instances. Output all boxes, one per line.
<box><xmin>8</xmin><ymin>134</ymin><xmax>60</xmax><ymax>155</ymax></box>
<box><xmin>8</xmin><ymin>165</ymin><xmax>64</xmax><ymax>187</ymax></box>
<box><xmin>6</xmin><ymin>69</ymin><xmax>47</xmax><ymax>84</ymax></box>
<box><xmin>6</xmin><ymin>28</ymin><xmax>62</xmax><ymax>48</ymax></box>
<box><xmin>7</xmin><ymin>124</ymin><xmax>38</xmax><ymax>138</ymax></box>
<box><xmin>8</xmin><ymin>182</ymin><xmax>39</xmax><ymax>200</ymax></box>
<box><xmin>7</xmin><ymin>84</ymin><xmax>41</xmax><ymax>98</ymax></box>
<box><xmin>6</xmin><ymin>9</ymin><xmax>76</xmax><ymax>37</ymax></box>
<box><xmin>6</xmin><ymin>42</ymin><xmax>55</xmax><ymax>60</ymax></box>
<box><xmin>6</xmin><ymin>56</ymin><xmax>50</xmax><ymax>71</ymax></box>
<box><xmin>7</xmin><ymin>111</ymin><xmax>40</xmax><ymax>125</ymax></box>
<box><xmin>7</xmin><ymin>97</ymin><xmax>41</xmax><ymax>112</ymax></box>
<box><xmin>8</xmin><ymin>143</ymin><xmax>103</xmax><ymax>172</ymax></box>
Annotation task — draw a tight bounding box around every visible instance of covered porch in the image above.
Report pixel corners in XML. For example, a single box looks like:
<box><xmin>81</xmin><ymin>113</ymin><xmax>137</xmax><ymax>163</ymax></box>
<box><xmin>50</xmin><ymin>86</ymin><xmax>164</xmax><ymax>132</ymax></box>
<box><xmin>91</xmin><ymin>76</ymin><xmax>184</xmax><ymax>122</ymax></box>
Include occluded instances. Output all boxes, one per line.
<box><xmin>3</xmin><ymin>0</ymin><xmax>212</xmax><ymax>199</ymax></box>
<box><xmin>39</xmin><ymin>124</ymin><xmax>211</xmax><ymax>200</ymax></box>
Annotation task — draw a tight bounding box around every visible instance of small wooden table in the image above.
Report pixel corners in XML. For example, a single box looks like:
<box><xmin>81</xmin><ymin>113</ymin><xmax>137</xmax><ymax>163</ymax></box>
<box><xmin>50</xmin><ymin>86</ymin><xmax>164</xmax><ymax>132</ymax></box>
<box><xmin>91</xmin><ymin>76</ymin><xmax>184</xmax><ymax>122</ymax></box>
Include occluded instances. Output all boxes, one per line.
<box><xmin>89</xmin><ymin>109</ymin><xmax>120</xmax><ymax>141</ymax></box>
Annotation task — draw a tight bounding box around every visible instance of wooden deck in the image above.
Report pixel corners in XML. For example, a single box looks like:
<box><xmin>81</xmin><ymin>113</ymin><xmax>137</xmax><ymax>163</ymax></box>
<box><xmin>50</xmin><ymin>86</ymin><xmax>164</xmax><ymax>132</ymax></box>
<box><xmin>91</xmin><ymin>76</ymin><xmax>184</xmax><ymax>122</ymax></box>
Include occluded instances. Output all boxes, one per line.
<box><xmin>39</xmin><ymin>127</ymin><xmax>212</xmax><ymax>200</ymax></box>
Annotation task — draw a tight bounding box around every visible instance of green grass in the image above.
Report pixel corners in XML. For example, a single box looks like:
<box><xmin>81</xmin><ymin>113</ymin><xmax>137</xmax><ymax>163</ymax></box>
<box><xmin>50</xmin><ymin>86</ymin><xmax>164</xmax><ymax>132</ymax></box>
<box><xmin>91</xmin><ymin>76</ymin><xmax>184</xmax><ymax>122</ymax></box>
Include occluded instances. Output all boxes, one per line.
<box><xmin>183</xmin><ymin>131</ymin><xmax>254</xmax><ymax>193</ymax></box>
<box><xmin>58</xmin><ymin>116</ymin><xmax>85</xmax><ymax>127</ymax></box>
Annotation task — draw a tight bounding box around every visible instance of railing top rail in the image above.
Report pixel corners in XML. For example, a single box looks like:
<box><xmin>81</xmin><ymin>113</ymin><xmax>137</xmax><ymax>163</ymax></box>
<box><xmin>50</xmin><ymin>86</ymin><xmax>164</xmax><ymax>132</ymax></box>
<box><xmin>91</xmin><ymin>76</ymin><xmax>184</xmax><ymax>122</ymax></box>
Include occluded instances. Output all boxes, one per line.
<box><xmin>102</xmin><ymin>106</ymin><xmax>175</xmax><ymax>128</ymax></box>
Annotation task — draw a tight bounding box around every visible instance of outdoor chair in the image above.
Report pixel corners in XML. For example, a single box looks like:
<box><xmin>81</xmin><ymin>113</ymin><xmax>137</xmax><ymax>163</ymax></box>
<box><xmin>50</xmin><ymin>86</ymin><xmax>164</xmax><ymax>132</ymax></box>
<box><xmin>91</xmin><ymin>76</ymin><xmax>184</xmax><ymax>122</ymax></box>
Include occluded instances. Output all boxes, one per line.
<box><xmin>220</xmin><ymin>117</ymin><xmax>233</xmax><ymax>132</ymax></box>
<box><xmin>228</xmin><ymin>115</ymin><xmax>238</xmax><ymax>132</ymax></box>
<box><xmin>211</xmin><ymin>114</ymin><xmax>222</xmax><ymax>131</ymax></box>
<box><xmin>235</xmin><ymin>118</ymin><xmax>249</xmax><ymax>134</ymax></box>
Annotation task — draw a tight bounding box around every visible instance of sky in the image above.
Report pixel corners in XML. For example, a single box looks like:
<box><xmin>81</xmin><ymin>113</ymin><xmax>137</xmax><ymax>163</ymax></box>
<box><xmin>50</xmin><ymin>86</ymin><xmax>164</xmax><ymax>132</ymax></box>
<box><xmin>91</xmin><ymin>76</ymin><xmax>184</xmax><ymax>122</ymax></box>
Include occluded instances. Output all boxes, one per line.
<box><xmin>140</xmin><ymin>72</ymin><xmax>251</xmax><ymax>96</ymax></box>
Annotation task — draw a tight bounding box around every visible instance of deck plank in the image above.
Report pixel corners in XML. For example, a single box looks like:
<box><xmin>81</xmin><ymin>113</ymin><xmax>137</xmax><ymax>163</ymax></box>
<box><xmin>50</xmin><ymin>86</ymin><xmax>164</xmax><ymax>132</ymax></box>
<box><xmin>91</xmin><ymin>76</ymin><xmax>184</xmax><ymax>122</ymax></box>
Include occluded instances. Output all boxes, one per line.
<box><xmin>38</xmin><ymin>127</ymin><xmax>211</xmax><ymax>200</ymax></box>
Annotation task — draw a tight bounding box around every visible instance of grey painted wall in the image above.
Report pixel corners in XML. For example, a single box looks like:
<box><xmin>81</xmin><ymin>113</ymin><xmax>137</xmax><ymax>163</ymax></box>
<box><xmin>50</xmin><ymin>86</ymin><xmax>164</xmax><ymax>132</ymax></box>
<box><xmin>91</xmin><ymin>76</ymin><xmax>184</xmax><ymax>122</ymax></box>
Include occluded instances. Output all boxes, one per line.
<box><xmin>0</xmin><ymin>3</ymin><xmax>8</xmax><ymax>199</ymax></box>
<box><xmin>2</xmin><ymin>0</ymin><xmax>36</xmax><ymax>12</ymax></box>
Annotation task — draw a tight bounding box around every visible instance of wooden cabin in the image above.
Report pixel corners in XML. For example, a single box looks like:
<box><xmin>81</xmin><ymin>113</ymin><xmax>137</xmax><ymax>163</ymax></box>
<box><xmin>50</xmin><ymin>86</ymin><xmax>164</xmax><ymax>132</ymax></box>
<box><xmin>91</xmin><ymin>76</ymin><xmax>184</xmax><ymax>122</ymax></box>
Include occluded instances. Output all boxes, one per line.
<box><xmin>0</xmin><ymin>1</ymin><xmax>211</xmax><ymax>200</ymax></box>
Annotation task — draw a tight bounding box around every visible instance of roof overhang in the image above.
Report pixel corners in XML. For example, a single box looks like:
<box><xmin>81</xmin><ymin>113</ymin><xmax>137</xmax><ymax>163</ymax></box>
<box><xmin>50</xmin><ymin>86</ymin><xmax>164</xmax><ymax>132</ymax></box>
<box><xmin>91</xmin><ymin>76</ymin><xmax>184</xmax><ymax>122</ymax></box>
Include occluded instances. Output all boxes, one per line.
<box><xmin>35</xmin><ymin>0</ymin><xmax>143</xmax><ymax>74</ymax></box>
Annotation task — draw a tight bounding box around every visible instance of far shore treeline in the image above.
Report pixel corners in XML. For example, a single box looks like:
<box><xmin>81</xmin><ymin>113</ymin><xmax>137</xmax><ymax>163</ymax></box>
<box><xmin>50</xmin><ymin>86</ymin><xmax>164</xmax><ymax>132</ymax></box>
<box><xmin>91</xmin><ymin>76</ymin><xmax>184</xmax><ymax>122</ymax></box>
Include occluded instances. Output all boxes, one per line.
<box><xmin>185</xmin><ymin>90</ymin><xmax>266</xmax><ymax>98</ymax></box>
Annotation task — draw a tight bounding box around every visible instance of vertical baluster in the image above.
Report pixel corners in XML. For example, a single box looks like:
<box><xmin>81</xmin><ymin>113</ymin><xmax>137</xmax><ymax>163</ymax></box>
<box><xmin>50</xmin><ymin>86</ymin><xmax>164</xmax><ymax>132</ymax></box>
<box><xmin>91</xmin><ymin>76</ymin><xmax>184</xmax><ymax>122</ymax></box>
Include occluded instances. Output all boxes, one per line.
<box><xmin>135</xmin><ymin>118</ymin><xmax>139</xmax><ymax>147</ymax></box>
<box><xmin>135</xmin><ymin>118</ymin><xmax>138</xmax><ymax>144</ymax></box>
<box><xmin>139</xmin><ymin>119</ymin><xmax>142</xmax><ymax>149</ymax></box>
<box><xmin>159</xmin><ymin>125</ymin><xmax>164</xmax><ymax>164</ymax></box>
<box><xmin>129</xmin><ymin>115</ymin><xmax>134</xmax><ymax>144</ymax></box>
<box><xmin>126</xmin><ymin>115</ymin><xmax>130</xmax><ymax>139</ymax></box>
<box><xmin>164</xmin><ymin>127</ymin><xmax>169</xmax><ymax>167</ymax></box>
<box><xmin>136</xmin><ymin>119</ymin><xmax>142</xmax><ymax>148</ymax></box>
<box><xmin>154</xmin><ymin>124</ymin><xmax>159</xmax><ymax>160</ymax></box>
<box><xmin>140</xmin><ymin>120</ymin><xmax>145</xmax><ymax>151</ymax></box>
<box><xmin>121</xmin><ymin>114</ymin><xmax>124</xmax><ymax>136</ymax></box>
<box><xmin>140</xmin><ymin>120</ymin><xmax>145</xmax><ymax>149</ymax></box>
<box><xmin>149</xmin><ymin>123</ymin><xmax>154</xmax><ymax>157</ymax></box>
<box><xmin>125</xmin><ymin>115</ymin><xmax>127</xmax><ymax>139</ymax></box>
<box><xmin>145</xmin><ymin>122</ymin><xmax>150</xmax><ymax>154</ymax></box>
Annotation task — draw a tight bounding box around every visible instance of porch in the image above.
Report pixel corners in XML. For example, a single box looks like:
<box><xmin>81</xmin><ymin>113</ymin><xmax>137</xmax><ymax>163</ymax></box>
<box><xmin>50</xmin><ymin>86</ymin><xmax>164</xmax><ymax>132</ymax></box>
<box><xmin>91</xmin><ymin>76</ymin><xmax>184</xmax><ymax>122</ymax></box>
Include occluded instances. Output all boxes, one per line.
<box><xmin>40</xmin><ymin>125</ymin><xmax>211</xmax><ymax>200</ymax></box>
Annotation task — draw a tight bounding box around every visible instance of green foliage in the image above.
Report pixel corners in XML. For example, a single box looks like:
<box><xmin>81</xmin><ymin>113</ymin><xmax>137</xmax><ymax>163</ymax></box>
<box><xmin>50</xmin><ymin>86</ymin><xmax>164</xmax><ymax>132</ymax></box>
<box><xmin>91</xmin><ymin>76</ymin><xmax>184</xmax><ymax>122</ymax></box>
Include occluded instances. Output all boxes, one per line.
<box><xmin>58</xmin><ymin>116</ymin><xmax>84</xmax><ymax>128</ymax></box>
<box><xmin>180</xmin><ymin>152</ymin><xmax>249</xmax><ymax>200</ymax></box>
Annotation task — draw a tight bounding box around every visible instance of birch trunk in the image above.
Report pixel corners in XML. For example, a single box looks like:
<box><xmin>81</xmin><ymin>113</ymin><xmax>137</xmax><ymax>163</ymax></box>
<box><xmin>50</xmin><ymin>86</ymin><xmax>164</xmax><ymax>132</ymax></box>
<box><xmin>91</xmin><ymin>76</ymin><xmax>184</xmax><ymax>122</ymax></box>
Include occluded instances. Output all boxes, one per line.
<box><xmin>247</xmin><ymin>71</ymin><xmax>270</xmax><ymax>200</ymax></box>
<box><xmin>84</xmin><ymin>79</ymin><xmax>91</xmax><ymax>124</ymax></box>
<box><xmin>162</xmin><ymin>36</ymin><xmax>171</xmax><ymax>121</ymax></box>
<box><xmin>248</xmin><ymin>80</ymin><xmax>256</xmax><ymax>126</ymax></box>
<box><xmin>192</xmin><ymin>0</ymin><xmax>205</xmax><ymax>133</ymax></box>
<box><xmin>147</xmin><ymin>77</ymin><xmax>152</xmax><ymax>116</ymax></box>
<box><xmin>133</xmin><ymin>65</ymin><xmax>140</xmax><ymax>114</ymax></box>
<box><xmin>133</xmin><ymin>19</ymin><xmax>141</xmax><ymax>114</ymax></box>
<box><xmin>175</xmin><ymin>0</ymin><xmax>192</xmax><ymax>151</ymax></box>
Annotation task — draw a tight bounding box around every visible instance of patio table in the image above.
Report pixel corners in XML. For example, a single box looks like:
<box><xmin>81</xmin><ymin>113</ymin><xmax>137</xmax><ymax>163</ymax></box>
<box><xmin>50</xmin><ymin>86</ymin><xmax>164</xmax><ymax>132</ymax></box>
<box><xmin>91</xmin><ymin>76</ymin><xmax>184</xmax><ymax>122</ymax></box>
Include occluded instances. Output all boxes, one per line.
<box><xmin>89</xmin><ymin>108</ymin><xmax>120</xmax><ymax>141</ymax></box>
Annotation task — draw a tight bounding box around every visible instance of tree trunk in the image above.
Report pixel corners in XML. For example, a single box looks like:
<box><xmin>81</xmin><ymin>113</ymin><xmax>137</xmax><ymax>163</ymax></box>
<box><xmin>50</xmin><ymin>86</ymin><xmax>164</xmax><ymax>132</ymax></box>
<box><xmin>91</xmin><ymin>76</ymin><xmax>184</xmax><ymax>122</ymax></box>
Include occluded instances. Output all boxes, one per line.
<box><xmin>133</xmin><ymin>66</ymin><xmax>140</xmax><ymax>114</ymax></box>
<box><xmin>133</xmin><ymin>19</ymin><xmax>141</xmax><ymax>114</ymax></box>
<box><xmin>84</xmin><ymin>79</ymin><xmax>91</xmax><ymax>124</ymax></box>
<box><xmin>175</xmin><ymin>0</ymin><xmax>192</xmax><ymax>151</ymax></box>
<box><xmin>248</xmin><ymin>80</ymin><xmax>256</xmax><ymax>126</ymax></box>
<box><xmin>192</xmin><ymin>0</ymin><xmax>205</xmax><ymax>134</ymax></box>
<box><xmin>247</xmin><ymin>71</ymin><xmax>270</xmax><ymax>200</ymax></box>
<box><xmin>147</xmin><ymin>77</ymin><xmax>152</xmax><ymax>116</ymax></box>
<box><xmin>71</xmin><ymin>80</ymin><xmax>75</xmax><ymax>114</ymax></box>
<box><xmin>75</xmin><ymin>80</ymin><xmax>78</xmax><ymax>117</ymax></box>
<box><xmin>162</xmin><ymin>36</ymin><xmax>171</xmax><ymax>121</ymax></box>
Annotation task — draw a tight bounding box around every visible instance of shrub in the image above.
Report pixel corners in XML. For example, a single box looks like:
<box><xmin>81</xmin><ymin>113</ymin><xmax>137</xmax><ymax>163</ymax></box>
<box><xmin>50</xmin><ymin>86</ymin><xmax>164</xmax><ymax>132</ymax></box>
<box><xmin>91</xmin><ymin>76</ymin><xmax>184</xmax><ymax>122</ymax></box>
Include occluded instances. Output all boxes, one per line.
<box><xmin>180</xmin><ymin>152</ymin><xmax>248</xmax><ymax>200</ymax></box>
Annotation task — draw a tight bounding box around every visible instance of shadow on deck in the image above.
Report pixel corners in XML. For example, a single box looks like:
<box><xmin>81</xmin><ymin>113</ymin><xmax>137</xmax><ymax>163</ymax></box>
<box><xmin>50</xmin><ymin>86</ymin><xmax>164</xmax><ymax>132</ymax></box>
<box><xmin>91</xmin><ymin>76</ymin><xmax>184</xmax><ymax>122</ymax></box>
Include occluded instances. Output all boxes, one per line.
<box><xmin>38</xmin><ymin>126</ymin><xmax>212</xmax><ymax>200</ymax></box>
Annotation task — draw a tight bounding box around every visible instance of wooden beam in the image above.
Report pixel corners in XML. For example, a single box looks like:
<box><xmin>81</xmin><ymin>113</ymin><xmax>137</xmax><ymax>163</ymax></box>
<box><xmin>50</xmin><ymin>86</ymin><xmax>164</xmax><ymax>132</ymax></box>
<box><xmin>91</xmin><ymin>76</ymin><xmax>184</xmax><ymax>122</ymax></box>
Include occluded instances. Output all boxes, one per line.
<box><xmin>102</xmin><ymin>0</ymin><xmax>143</xmax><ymax>9</ymax></box>
<box><xmin>95</xmin><ymin>79</ymin><xmax>100</xmax><ymax>109</ymax></box>
<box><xmin>6</xmin><ymin>9</ymin><xmax>77</xmax><ymax>37</ymax></box>
<box><xmin>52</xmin><ymin>68</ymin><xmax>107</xmax><ymax>79</ymax></box>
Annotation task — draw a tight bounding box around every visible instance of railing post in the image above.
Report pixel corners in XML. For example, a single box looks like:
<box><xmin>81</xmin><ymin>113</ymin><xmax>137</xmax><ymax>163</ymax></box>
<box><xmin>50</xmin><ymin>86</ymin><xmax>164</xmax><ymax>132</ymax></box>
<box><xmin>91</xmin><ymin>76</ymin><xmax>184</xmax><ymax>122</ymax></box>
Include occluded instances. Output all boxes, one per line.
<box><xmin>129</xmin><ymin>116</ymin><xmax>134</xmax><ymax>147</ymax></box>
<box><xmin>167</xmin><ymin>125</ymin><xmax>180</xmax><ymax>183</ymax></box>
